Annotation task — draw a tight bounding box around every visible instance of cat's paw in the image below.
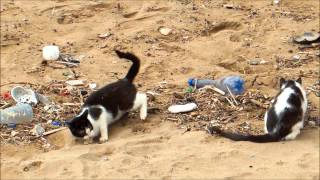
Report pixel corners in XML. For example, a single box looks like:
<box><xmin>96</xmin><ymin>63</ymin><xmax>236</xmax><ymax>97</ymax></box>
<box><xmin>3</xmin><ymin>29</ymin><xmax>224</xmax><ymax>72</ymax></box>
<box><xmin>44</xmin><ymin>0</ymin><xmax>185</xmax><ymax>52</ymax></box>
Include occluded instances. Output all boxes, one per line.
<box><xmin>99</xmin><ymin>137</ymin><xmax>108</xmax><ymax>144</ymax></box>
<box><xmin>140</xmin><ymin>112</ymin><xmax>147</xmax><ymax>120</ymax></box>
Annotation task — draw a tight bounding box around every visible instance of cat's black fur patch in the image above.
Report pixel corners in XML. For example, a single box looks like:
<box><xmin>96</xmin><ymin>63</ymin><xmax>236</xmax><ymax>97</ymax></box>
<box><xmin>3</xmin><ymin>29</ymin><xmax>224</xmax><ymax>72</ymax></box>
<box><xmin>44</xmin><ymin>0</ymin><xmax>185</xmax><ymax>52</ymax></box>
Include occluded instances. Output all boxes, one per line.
<box><xmin>212</xmin><ymin>78</ymin><xmax>306</xmax><ymax>143</ymax></box>
<box><xmin>89</xmin><ymin>107</ymin><xmax>102</xmax><ymax>120</ymax></box>
<box><xmin>67</xmin><ymin>50</ymin><xmax>141</xmax><ymax>138</ymax></box>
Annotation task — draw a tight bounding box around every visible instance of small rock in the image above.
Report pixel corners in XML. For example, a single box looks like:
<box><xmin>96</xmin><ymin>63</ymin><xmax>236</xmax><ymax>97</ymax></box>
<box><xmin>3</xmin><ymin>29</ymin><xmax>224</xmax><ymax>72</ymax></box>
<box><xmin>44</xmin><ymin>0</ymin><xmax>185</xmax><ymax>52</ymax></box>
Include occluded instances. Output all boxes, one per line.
<box><xmin>292</xmin><ymin>55</ymin><xmax>300</xmax><ymax>60</ymax></box>
<box><xmin>159</xmin><ymin>27</ymin><xmax>172</xmax><ymax>36</ymax></box>
<box><xmin>11</xmin><ymin>130</ymin><xmax>18</xmax><ymax>137</ymax></box>
<box><xmin>308</xmin><ymin>121</ymin><xmax>316</xmax><ymax>127</ymax></box>
<box><xmin>248</xmin><ymin>59</ymin><xmax>261</xmax><ymax>65</ymax></box>
<box><xmin>190</xmin><ymin>112</ymin><xmax>199</xmax><ymax>117</ymax></box>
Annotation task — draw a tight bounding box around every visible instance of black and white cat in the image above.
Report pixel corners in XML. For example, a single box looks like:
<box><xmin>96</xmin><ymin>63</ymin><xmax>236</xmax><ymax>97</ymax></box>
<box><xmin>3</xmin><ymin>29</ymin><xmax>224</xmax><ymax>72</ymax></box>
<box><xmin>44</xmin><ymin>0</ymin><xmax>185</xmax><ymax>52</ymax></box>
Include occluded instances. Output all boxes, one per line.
<box><xmin>67</xmin><ymin>50</ymin><xmax>147</xmax><ymax>143</ymax></box>
<box><xmin>209</xmin><ymin>77</ymin><xmax>307</xmax><ymax>143</ymax></box>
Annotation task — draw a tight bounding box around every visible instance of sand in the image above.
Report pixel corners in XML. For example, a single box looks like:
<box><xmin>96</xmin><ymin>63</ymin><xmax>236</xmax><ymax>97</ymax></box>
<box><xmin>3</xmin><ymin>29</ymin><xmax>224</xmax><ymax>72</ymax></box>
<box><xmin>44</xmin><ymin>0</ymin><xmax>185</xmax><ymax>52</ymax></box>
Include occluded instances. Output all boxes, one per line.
<box><xmin>1</xmin><ymin>0</ymin><xmax>319</xmax><ymax>179</ymax></box>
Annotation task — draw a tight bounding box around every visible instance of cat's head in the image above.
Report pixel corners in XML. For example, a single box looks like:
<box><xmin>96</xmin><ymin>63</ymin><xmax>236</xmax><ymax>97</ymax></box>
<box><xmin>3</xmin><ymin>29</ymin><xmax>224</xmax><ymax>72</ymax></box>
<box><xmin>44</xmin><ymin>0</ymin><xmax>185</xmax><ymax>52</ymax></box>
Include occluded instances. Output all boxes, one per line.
<box><xmin>280</xmin><ymin>77</ymin><xmax>302</xmax><ymax>89</ymax></box>
<box><xmin>66</xmin><ymin>109</ymin><xmax>92</xmax><ymax>138</ymax></box>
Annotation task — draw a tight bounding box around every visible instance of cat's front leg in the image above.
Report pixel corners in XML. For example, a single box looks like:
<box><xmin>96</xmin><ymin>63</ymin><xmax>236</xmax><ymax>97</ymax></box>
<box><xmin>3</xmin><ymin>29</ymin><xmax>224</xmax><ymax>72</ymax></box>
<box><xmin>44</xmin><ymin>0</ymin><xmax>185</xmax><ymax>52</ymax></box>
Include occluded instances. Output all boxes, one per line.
<box><xmin>99</xmin><ymin>118</ymin><xmax>109</xmax><ymax>143</ymax></box>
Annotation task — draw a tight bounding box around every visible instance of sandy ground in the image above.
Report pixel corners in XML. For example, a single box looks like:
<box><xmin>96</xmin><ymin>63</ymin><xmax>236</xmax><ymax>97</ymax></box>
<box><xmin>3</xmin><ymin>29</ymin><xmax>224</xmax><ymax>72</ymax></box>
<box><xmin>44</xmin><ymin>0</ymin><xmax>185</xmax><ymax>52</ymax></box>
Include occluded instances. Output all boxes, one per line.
<box><xmin>1</xmin><ymin>0</ymin><xmax>319</xmax><ymax>179</ymax></box>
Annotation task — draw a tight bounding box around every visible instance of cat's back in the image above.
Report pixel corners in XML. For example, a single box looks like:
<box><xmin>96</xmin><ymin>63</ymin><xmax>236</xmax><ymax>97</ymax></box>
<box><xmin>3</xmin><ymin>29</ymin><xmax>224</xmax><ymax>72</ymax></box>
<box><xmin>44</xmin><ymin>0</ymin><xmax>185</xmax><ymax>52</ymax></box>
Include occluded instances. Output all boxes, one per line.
<box><xmin>84</xmin><ymin>79</ymin><xmax>136</xmax><ymax>106</ymax></box>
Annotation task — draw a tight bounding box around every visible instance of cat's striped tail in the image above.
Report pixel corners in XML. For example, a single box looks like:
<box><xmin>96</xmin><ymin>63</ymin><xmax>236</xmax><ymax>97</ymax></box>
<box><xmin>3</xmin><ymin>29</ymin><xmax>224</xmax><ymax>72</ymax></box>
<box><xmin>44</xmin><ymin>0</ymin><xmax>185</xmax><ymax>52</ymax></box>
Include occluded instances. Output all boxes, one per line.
<box><xmin>115</xmin><ymin>50</ymin><xmax>140</xmax><ymax>83</ymax></box>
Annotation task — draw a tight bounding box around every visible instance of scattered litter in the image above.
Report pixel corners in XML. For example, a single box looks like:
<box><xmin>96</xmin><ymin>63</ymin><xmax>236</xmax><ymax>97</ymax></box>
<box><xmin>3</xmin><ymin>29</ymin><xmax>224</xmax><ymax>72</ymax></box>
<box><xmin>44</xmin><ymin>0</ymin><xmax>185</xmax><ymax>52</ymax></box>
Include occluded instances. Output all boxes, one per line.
<box><xmin>159</xmin><ymin>27</ymin><xmax>172</xmax><ymax>36</ymax></box>
<box><xmin>293</xmin><ymin>32</ymin><xmax>320</xmax><ymax>44</ymax></box>
<box><xmin>11</xmin><ymin>130</ymin><xmax>18</xmax><ymax>137</ymax></box>
<box><xmin>37</xmin><ymin>94</ymin><xmax>51</xmax><ymax>105</ymax></box>
<box><xmin>273</xmin><ymin>0</ymin><xmax>280</xmax><ymax>5</ymax></box>
<box><xmin>88</xmin><ymin>83</ymin><xmax>97</xmax><ymax>90</ymax></box>
<box><xmin>98</xmin><ymin>32</ymin><xmax>112</xmax><ymax>38</ymax></box>
<box><xmin>7</xmin><ymin>123</ymin><xmax>16</xmax><ymax>129</ymax></box>
<box><xmin>66</xmin><ymin>80</ymin><xmax>85</xmax><ymax>86</ymax></box>
<box><xmin>42</xmin><ymin>45</ymin><xmax>60</xmax><ymax>61</ymax></box>
<box><xmin>223</xmin><ymin>4</ymin><xmax>235</xmax><ymax>9</ymax></box>
<box><xmin>31</xmin><ymin>124</ymin><xmax>45</xmax><ymax>137</ymax></box>
<box><xmin>51</xmin><ymin>121</ymin><xmax>61</xmax><ymax>126</ymax></box>
<box><xmin>188</xmin><ymin>76</ymin><xmax>245</xmax><ymax>95</ymax></box>
<box><xmin>11</xmin><ymin>86</ymin><xmax>38</xmax><ymax>105</ymax></box>
<box><xmin>168</xmin><ymin>103</ymin><xmax>197</xmax><ymax>113</ymax></box>
<box><xmin>292</xmin><ymin>54</ymin><xmax>301</xmax><ymax>60</ymax></box>
<box><xmin>0</xmin><ymin>104</ymin><xmax>33</xmax><ymax>124</ymax></box>
<box><xmin>1</xmin><ymin>92</ymin><xmax>11</xmax><ymax>100</ymax></box>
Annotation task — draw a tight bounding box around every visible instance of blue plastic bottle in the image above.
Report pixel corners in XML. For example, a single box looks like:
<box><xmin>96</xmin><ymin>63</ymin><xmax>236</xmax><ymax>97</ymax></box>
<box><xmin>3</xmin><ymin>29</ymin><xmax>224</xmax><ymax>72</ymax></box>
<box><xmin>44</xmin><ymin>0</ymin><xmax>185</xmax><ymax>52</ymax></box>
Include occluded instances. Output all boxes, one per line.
<box><xmin>188</xmin><ymin>76</ymin><xmax>245</xmax><ymax>95</ymax></box>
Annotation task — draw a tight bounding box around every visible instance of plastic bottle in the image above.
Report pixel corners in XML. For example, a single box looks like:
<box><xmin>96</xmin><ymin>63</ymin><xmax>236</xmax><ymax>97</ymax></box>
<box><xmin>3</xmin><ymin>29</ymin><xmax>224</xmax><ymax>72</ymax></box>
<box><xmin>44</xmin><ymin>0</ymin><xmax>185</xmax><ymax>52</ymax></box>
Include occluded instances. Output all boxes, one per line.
<box><xmin>0</xmin><ymin>104</ymin><xmax>33</xmax><ymax>124</ymax></box>
<box><xmin>188</xmin><ymin>76</ymin><xmax>245</xmax><ymax>95</ymax></box>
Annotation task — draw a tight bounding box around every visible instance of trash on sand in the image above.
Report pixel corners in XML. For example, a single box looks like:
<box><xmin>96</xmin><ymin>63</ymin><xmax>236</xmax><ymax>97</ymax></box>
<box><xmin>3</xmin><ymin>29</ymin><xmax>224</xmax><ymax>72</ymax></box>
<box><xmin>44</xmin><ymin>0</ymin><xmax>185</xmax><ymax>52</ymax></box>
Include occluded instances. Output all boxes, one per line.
<box><xmin>88</xmin><ymin>83</ymin><xmax>97</xmax><ymax>90</ymax></box>
<box><xmin>31</xmin><ymin>124</ymin><xmax>45</xmax><ymax>137</ymax></box>
<box><xmin>37</xmin><ymin>94</ymin><xmax>51</xmax><ymax>105</ymax></box>
<box><xmin>168</xmin><ymin>103</ymin><xmax>197</xmax><ymax>113</ymax></box>
<box><xmin>42</xmin><ymin>45</ymin><xmax>60</xmax><ymax>61</ymax></box>
<box><xmin>11</xmin><ymin>86</ymin><xmax>38</xmax><ymax>105</ymax></box>
<box><xmin>51</xmin><ymin>121</ymin><xmax>61</xmax><ymax>126</ymax></box>
<box><xmin>7</xmin><ymin>123</ymin><xmax>16</xmax><ymax>129</ymax></box>
<box><xmin>98</xmin><ymin>32</ymin><xmax>112</xmax><ymax>38</ymax></box>
<box><xmin>66</xmin><ymin>80</ymin><xmax>85</xmax><ymax>86</ymax></box>
<box><xmin>159</xmin><ymin>27</ymin><xmax>172</xmax><ymax>36</ymax></box>
<box><xmin>1</xmin><ymin>92</ymin><xmax>12</xmax><ymax>100</ymax></box>
<box><xmin>247</xmin><ymin>59</ymin><xmax>268</xmax><ymax>65</ymax></box>
<box><xmin>11</xmin><ymin>130</ymin><xmax>18</xmax><ymax>137</ymax></box>
<box><xmin>0</xmin><ymin>104</ymin><xmax>33</xmax><ymax>124</ymax></box>
<box><xmin>188</xmin><ymin>76</ymin><xmax>245</xmax><ymax>95</ymax></box>
<box><xmin>273</xmin><ymin>0</ymin><xmax>280</xmax><ymax>5</ymax></box>
<box><xmin>292</xmin><ymin>54</ymin><xmax>301</xmax><ymax>60</ymax></box>
<box><xmin>293</xmin><ymin>32</ymin><xmax>320</xmax><ymax>44</ymax></box>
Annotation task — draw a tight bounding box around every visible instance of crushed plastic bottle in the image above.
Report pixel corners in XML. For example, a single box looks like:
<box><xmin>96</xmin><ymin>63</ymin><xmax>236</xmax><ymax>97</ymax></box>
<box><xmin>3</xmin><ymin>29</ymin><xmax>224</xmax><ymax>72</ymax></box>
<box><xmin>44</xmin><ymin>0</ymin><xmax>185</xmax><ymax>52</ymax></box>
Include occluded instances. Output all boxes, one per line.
<box><xmin>188</xmin><ymin>76</ymin><xmax>245</xmax><ymax>95</ymax></box>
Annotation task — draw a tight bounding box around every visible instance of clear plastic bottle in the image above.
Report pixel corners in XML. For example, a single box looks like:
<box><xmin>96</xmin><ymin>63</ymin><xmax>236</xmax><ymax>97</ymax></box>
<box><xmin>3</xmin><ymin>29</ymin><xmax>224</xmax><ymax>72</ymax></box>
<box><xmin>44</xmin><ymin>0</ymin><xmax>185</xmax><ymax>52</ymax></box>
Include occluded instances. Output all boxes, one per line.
<box><xmin>0</xmin><ymin>104</ymin><xmax>33</xmax><ymax>124</ymax></box>
<box><xmin>188</xmin><ymin>76</ymin><xmax>245</xmax><ymax>95</ymax></box>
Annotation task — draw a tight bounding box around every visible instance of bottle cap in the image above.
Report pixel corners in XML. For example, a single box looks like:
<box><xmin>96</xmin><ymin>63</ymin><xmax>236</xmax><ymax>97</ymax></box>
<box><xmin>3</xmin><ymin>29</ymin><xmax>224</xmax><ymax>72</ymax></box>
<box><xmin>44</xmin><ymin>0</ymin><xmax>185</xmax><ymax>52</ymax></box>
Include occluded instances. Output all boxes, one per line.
<box><xmin>188</xmin><ymin>79</ymin><xmax>194</xmax><ymax>86</ymax></box>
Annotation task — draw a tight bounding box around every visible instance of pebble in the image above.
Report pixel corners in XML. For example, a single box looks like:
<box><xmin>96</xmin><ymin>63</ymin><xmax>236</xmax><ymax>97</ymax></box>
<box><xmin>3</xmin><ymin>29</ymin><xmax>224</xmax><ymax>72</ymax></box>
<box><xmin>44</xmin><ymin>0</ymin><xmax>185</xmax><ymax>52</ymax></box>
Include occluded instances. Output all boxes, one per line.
<box><xmin>159</xmin><ymin>27</ymin><xmax>172</xmax><ymax>36</ymax></box>
<box><xmin>292</xmin><ymin>55</ymin><xmax>300</xmax><ymax>61</ymax></box>
<box><xmin>31</xmin><ymin>124</ymin><xmax>45</xmax><ymax>137</ymax></box>
<box><xmin>89</xmin><ymin>83</ymin><xmax>97</xmax><ymax>90</ymax></box>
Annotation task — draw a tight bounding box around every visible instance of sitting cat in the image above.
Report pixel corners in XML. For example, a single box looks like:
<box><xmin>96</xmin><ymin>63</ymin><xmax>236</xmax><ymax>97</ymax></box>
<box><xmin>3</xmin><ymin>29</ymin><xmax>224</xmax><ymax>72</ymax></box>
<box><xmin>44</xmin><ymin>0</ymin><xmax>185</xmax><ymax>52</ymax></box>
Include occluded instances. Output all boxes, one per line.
<box><xmin>209</xmin><ymin>77</ymin><xmax>307</xmax><ymax>143</ymax></box>
<box><xmin>67</xmin><ymin>50</ymin><xmax>147</xmax><ymax>143</ymax></box>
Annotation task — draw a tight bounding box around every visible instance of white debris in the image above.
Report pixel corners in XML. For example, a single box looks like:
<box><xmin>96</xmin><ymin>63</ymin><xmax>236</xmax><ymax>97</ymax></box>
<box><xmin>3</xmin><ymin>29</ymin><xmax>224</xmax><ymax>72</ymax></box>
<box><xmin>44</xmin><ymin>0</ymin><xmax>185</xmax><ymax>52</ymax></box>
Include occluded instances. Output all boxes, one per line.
<box><xmin>159</xmin><ymin>27</ymin><xmax>172</xmax><ymax>36</ymax></box>
<box><xmin>168</xmin><ymin>103</ymin><xmax>197</xmax><ymax>113</ymax></box>
<box><xmin>66</xmin><ymin>80</ymin><xmax>85</xmax><ymax>86</ymax></box>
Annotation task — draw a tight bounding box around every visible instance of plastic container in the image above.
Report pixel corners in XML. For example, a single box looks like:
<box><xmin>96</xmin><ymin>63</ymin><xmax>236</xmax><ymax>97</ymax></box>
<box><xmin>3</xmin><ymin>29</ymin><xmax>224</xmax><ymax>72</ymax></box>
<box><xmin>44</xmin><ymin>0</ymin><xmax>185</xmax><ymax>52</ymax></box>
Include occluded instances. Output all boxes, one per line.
<box><xmin>168</xmin><ymin>103</ymin><xmax>197</xmax><ymax>113</ymax></box>
<box><xmin>42</xmin><ymin>45</ymin><xmax>60</xmax><ymax>61</ymax></box>
<box><xmin>11</xmin><ymin>86</ymin><xmax>38</xmax><ymax>105</ymax></box>
<box><xmin>188</xmin><ymin>76</ymin><xmax>245</xmax><ymax>95</ymax></box>
<box><xmin>0</xmin><ymin>104</ymin><xmax>33</xmax><ymax>124</ymax></box>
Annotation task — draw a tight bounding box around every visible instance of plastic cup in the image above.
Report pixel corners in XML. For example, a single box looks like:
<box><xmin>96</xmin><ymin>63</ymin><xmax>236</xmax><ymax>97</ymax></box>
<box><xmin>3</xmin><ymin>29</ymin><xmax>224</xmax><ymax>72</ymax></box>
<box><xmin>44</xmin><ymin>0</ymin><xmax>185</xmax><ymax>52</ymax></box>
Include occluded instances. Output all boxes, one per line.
<box><xmin>42</xmin><ymin>45</ymin><xmax>60</xmax><ymax>61</ymax></box>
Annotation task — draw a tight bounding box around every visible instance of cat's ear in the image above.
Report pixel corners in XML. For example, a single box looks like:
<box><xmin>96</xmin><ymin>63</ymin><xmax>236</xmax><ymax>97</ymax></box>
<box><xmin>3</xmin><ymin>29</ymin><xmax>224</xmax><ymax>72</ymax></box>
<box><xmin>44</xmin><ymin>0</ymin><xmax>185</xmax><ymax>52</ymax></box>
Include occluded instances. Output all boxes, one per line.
<box><xmin>296</xmin><ymin>77</ymin><xmax>302</xmax><ymax>84</ymax></box>
<box><xmin>280</xmin><ymin>77</ymin><xmax>286</xmax><ymax>88</ymax></box>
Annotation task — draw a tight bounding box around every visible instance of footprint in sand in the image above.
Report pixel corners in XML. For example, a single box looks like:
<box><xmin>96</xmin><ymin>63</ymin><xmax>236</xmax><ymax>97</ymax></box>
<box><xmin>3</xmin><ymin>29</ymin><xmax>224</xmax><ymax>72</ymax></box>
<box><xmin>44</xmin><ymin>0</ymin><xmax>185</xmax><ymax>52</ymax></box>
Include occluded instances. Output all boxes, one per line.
<box><xmin>22</xmin><ymin>161</ymin><xmax>42</xmax><ymax>172</ymax></box>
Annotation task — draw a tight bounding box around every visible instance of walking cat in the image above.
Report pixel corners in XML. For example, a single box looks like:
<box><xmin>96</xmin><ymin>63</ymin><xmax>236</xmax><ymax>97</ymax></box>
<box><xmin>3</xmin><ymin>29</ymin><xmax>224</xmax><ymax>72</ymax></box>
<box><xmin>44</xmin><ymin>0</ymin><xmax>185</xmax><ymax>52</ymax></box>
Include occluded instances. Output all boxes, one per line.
<box><xmin>67</xmin><ymin>50</ymin><xmax>147</xmax><ymax>143</ymax></box>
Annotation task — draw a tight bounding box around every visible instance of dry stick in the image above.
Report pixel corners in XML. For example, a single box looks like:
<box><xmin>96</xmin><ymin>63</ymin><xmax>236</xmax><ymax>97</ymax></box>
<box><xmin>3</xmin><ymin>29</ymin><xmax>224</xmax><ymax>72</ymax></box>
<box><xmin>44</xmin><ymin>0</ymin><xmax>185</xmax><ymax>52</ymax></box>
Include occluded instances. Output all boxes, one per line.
<box><xmin>199</xmin><ymin>85</ymin><xmax>225</xmax><ymax>95</ymax></box>
<box><xmin>226</xmin><ymin>86</ymin><xmax>238</xmax><ymax>105</ymax></box>
<box><xmin>250</xmin><ymin>99</ymin><xmax>268</xmax><ymax>109</ymax></box>
<box><xmin>43</xmin><ymin>127</ymin><xmax>67</xmax><ymax>136</ymax></box>
<box><xmin>0</xmin><ymin>82</ymin><xmax>37</xmax><ymax>87</ymax></box>
<box><xmin>167</xmin><ymin>117</ymin><xmax>179</xmax><ymax>122</ymax></box>
<box><xmin>225</xmin><ymin>97</ymin><xmax>236</xmax><ymax>108</ymax></box>
<box><xmin>0</xmin><ymin>103</ymin><xmax>12</xmax><ymax>109</ymax></box>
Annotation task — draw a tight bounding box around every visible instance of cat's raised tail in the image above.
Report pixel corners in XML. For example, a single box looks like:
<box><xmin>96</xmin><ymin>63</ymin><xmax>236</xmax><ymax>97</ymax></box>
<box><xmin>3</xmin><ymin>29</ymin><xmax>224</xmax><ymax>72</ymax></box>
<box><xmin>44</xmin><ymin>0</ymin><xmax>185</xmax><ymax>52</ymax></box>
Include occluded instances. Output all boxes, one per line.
<box><xmin>115</xmin><ymin>50</ymin><xmax>140</xmax><ymax>83</ymax></box>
